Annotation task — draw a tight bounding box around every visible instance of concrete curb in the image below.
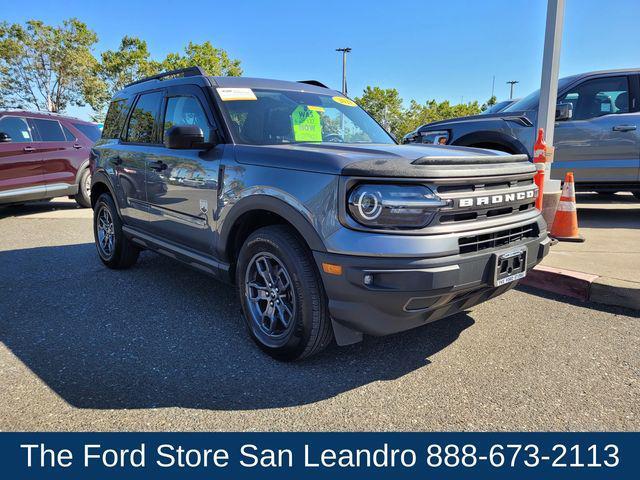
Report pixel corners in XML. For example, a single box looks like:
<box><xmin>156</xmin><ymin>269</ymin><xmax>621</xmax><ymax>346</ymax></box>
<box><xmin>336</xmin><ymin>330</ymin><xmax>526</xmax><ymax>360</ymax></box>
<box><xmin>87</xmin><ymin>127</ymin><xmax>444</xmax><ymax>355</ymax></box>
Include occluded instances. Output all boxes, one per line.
<box><xmin>520</xmin><ymin>265</ymin><xmax>640</xmax><ymax>311</ymax></box>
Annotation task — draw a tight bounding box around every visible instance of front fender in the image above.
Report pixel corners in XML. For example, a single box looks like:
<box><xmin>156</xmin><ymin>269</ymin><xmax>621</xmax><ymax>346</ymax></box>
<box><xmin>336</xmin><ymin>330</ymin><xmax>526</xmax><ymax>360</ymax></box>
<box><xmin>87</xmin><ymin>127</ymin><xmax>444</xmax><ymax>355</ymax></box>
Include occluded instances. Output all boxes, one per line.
<box><xmin>217</xmin><ymin>192</ymin><xmax>327</xmax><ymax>261</ymax></box>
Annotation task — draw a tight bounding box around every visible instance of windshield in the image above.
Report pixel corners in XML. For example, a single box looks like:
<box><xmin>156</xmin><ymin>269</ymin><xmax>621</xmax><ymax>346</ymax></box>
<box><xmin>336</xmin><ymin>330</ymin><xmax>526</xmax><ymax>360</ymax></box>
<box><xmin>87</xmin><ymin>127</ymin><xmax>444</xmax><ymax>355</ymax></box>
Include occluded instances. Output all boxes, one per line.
<box><xmin>216</xmin><ymin>88</ymin><xmax>395</xmax><ymax>145</ymax></box>
<box><xmin>481</xmin><ymin>100</ymin><xmax>514</xmax><ymax>114</ymax></box>
<box><xmin>503</xmin><ymin>76</ymin><xmax>579</xmax><ymax>112</ymax></box>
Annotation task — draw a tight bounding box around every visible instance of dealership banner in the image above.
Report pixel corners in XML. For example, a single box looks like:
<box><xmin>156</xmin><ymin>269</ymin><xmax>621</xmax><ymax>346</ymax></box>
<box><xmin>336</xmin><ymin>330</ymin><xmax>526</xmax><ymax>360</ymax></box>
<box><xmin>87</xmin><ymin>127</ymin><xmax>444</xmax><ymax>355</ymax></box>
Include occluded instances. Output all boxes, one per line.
<box><xmin>0</xmin><ymin>432</ymin><xmax>638</xmax><ymax>479</ymax></box>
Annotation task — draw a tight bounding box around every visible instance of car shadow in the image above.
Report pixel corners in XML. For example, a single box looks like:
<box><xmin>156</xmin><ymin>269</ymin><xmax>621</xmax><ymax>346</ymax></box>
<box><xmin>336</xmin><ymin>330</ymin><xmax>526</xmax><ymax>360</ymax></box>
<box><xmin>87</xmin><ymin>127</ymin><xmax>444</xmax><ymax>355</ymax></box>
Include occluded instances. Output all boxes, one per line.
<box><xmin>575</xmin><ymin>193</ymin><xmax>640</xmax><ymax>229</ymax></box>
<box><xmin>0</xmin><ymin>198</ymin><xmax>86</xmax><ymax>219</ymax></box>
<box><xmin>0</xmin><ymin>242</ymin><xmax>474</xmax><ymax>411</ymax></box>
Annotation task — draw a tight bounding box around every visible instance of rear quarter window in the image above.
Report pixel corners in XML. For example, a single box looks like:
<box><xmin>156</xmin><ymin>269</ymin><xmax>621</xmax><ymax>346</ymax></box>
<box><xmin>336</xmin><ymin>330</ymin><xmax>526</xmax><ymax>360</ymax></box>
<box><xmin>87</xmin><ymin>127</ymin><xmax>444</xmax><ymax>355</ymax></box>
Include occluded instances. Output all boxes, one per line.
<box><xmin>31</xmin><ymin>118</ymin><xmax>66</xmax><ymax>142</ymax></box>
<box><xmin>102</xmin><ymin>99</ymin><xmax>131</xmax><ymax>139</ymax></box>
<box><xmin>72</xmin><ymin>123</ymin><xmax>101</xmax><ymax>142</ymax></box>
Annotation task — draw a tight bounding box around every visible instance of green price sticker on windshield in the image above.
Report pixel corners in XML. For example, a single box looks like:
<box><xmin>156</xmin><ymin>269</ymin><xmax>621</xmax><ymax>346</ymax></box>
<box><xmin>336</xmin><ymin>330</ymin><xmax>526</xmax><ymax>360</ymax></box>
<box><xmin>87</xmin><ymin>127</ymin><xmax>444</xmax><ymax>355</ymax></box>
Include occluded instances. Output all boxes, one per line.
<box><xmin>291</xmin><ymin>105</ymin><xmax>323</xmax><ymax>142</ymax></box>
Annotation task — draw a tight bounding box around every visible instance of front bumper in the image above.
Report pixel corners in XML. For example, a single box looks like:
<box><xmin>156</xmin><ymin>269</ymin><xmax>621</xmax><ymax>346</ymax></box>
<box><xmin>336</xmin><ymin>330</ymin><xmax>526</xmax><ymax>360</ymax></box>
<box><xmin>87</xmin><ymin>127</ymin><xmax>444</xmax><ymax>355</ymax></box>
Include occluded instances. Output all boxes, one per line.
<box><xmin>314</xmin><ymin>230</ymin><xmax>550</xmax><ymax>344</ymax></box>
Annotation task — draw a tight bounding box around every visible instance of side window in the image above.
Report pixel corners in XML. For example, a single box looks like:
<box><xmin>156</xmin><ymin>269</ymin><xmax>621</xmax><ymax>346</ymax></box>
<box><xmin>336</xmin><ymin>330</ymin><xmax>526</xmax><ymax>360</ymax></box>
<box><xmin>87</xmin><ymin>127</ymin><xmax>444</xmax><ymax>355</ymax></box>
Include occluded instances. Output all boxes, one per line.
<box><xmin>62</xmin><ymin>124</ymin><xmax>77</xmax><ymax>142</ymax></box>
<box><xmin>126</xmin><ymin>91</ymin><xmax>163</xmax><ymax>143</ymax></box>
<box><xmin>31</xmin><ymin>118</ymin><xmax>66</xmax><ymax>142</ymax></box>
<box><xmin>559</xmin><ymin>76</ymin><xmax>629</xmax><ymax>120</ymax></box>
<box><xmin>163</xmin><ymin>96</ymin><xmax>210</xmax><ymax>141</ymax></box>
<box><xmin>0</xmin><ymin>117</ymin><xmax>32</xmax><ymax>143</ymax></box>
<box><xmin>103</xmin><ymin>99</ymin><xmax>130</xmax><ymax>139</ymax></box>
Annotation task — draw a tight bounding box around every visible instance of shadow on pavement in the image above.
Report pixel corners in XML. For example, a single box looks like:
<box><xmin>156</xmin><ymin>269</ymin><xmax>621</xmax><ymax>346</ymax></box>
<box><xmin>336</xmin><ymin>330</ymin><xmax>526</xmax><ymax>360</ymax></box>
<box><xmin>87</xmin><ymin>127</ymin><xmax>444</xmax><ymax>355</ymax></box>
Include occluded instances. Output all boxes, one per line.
<box><xmin>0</xmin><ymin>199</ymin><xmax>85</xmax><ymax>219</ymax></box>
<box><xmin>575</xmin><ymin>193</ymin><xmax>640</xmax><ymax>229</ymax></box>
<box><xmin>0</xmin><ymin>242</ymin><xmax>473</xmax><ymax>411</ymax></box>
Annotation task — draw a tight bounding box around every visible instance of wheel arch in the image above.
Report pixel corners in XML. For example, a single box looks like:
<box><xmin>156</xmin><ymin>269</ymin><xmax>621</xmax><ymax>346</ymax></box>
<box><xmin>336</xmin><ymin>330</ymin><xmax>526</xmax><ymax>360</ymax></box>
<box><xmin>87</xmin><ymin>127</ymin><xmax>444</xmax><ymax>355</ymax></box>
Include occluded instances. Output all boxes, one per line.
<box><xmin>90</xmin><ymin>171</ymin><xmax>120</xmax><ymax>212</ymax></box>
<box><xmin>219</xmin><ymin>195</ymin><xmax>326</xmax><ymax>282</ymax></box>
<box><xmin>452</xmin><ymin>131</ymin><xmax>529</xmax><ymax>155</ymax></box>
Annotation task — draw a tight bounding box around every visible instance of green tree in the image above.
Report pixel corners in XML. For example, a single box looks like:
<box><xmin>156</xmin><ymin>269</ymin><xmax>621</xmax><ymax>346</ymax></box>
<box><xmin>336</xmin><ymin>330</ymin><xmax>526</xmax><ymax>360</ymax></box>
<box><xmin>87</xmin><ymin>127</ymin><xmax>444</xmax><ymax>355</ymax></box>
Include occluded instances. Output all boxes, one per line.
<box><xmin>162</xmin><ymin>41</ymin><xmax>242</xmax><ymax>76</ymax></box>
<box><xmin>397</xmin><ymin>99</ymin><xmax>482</xmax><ymax>138</ymax></box>
<box><xmin>84</xmin><ymin>36</ymin><xmax>160</xmax><ymax>118</ymax></box>
<box><xmin>354</xmin><ymin>86</ymin><xmax>404</xmax><ymax>138</ymax></box>
<box><xmin>481</xmin><ymin>95</ymin><xmax>497</xmax><ymax>112</ymax></box>
<box><xmin>0</xmin><ymin>18</ymin><xmax>98</xmax><ymax>112</ymax></box>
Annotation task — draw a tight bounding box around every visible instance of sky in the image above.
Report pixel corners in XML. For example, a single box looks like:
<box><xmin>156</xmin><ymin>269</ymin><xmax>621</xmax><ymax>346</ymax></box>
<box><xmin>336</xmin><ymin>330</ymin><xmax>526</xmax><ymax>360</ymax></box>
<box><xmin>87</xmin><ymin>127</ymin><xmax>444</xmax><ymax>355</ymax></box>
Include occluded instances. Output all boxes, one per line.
<box><xmin>4</xmin><ymin>0</ymin><xmax>640</xmax><ymax>121</ymax></box>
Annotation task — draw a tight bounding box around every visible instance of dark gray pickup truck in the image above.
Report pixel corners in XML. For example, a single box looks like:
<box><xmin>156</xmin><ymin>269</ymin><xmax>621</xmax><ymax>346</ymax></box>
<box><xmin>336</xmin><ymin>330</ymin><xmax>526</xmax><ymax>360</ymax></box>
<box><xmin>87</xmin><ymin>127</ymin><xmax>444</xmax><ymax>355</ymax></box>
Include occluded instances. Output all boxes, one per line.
<box><xmin>404</xmin><ymin>69</ymin><xmax>640</xmax><ymax>198</ymax></box>
<box><xmin>90</xmin><ymin>67</ymin><xmax>549</xmax><ymax>360</ymax></box>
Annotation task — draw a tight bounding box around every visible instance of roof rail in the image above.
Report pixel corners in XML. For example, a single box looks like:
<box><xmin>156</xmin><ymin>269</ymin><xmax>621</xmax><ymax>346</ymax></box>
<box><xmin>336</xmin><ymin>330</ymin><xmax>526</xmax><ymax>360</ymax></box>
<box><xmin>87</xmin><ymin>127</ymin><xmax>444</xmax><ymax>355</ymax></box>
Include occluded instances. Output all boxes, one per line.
<box><xmin>297</xmin><ymin>80</ymin><xmax>329</xmax><ymax>89</ymax></box>
<box><xmin>125</xmin><ymin>66</ymin><xmax>207</xmax><ymax>88</ymax></box>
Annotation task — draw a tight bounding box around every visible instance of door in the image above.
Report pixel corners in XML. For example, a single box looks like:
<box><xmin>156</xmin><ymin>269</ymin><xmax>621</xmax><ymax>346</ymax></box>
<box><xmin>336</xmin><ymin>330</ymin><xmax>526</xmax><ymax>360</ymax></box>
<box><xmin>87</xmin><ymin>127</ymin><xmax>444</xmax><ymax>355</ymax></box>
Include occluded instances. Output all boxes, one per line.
<box><xmin>29</xmin><ymin>117</ymin><xmax>84</xmax><ymax>198</ymax></box>
<box><xmin>552</xmin><ymin>75</ymin><xmax>639</xmax><ymax>184</ymax></box>
<box><xmin>0</xmin><ymin>115</ymin><xmax>46</xmax><ymax>203</ymax></box>
<box><xmin>116</xmin><ymin>90</ymin><xmax>165</xmax><ymax>228</ymax></box>
<box><xmin>145</xmin><ymin>85</ymin><xmax>220</xmax><ymax>254</ymax></box>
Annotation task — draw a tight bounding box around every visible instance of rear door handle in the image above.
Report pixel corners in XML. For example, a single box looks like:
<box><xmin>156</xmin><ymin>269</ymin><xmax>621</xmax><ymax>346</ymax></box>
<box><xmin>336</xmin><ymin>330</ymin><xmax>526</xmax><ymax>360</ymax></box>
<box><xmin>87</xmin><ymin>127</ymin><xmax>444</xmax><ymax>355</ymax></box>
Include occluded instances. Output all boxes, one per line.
<box><xmin>149</xmin><ymin>160</ymin><xmax>167</xmax><ymax>172</ymax></box>
<box><xmin>612</xmin><ymin>125</ymin><xmax>637</xmax><ymax>132</ymax></box>
<box><xmin>23</xmin><ymin>146</ymin><xmax>35</xmax><ymax>152</ymax></box>
<box><xmin>72</xmin><ymin>143</ymin><xmax>82</xmax><ymax>149</ymax></box>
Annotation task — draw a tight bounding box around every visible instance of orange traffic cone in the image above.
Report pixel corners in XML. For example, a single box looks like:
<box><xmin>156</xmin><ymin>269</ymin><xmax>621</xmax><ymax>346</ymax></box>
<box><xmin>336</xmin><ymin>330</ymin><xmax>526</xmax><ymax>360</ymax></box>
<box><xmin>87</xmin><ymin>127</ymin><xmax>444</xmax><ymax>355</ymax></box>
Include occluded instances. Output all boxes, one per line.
<box><xmin>550</xmin><ymin>172</ymin><xmax>584</xmax><ymax>242</ymax></box>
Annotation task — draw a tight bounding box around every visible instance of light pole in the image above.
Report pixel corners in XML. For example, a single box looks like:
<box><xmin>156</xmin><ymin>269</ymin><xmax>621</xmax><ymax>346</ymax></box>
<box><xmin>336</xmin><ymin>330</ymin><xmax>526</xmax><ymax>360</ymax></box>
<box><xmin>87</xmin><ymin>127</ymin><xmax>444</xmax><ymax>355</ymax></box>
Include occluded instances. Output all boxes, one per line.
<box><xmin>336</xmin><ymin>47</ymin><xmax>352</xmax><ymax>95</ymax></box>
<box><xmin>507</xmin><ymin>80</ymin><xmax>519</xmax><ymax>99</ymax></box>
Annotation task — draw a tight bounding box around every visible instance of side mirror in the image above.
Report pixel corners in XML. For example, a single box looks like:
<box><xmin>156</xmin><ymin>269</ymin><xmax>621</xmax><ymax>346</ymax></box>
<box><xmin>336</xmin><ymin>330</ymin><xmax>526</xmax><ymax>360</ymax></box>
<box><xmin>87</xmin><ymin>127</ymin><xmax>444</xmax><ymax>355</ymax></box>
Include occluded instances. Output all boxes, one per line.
<box><xmin>164</xmin><ymin>125</ymin><xmax>205</xmax><ymax>149</ymax></box>
<box><xmin>0</xmin><ymin>132</ymin><xmax>12</xmax><ymax>143</ymax></box>
<box><xmin>556</xmin><ymin>102</ymin><xmax>573</xmax><ymax>121</ymax></box>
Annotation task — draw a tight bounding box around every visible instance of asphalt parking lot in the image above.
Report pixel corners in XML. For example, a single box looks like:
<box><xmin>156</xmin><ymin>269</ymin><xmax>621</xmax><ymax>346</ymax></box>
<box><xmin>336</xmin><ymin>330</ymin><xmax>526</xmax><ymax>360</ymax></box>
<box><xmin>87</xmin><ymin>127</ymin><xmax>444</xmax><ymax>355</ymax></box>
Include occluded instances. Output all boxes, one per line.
<box><xmin>0</xmin><ymin>198</ymin><xmax>638</xmax><ymax>431</ymax></box>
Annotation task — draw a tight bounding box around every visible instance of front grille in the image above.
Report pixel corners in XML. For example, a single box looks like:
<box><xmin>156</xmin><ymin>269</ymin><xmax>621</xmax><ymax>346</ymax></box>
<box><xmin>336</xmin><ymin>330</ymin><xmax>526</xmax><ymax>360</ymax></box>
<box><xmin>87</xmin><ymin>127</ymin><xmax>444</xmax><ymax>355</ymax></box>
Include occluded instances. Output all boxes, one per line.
<box><xmin>435</xmin><ymin>176</ymin><xmax>537</xmax><ymax>225</ymax></box>
<box><xmin>458</xmin><ymin>223</ymin><xmax>538</xmax><ymax>254</ymax></box>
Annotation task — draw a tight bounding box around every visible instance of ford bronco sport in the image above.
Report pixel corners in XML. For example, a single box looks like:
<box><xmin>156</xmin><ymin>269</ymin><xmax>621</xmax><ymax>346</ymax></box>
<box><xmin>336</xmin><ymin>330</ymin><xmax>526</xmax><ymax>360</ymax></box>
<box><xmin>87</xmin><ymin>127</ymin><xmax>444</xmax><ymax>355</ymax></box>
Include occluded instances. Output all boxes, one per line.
<box><xmin>91</xmin><ymin>67</ymin><xmax>550</xmax><ymax>360</ymax></box>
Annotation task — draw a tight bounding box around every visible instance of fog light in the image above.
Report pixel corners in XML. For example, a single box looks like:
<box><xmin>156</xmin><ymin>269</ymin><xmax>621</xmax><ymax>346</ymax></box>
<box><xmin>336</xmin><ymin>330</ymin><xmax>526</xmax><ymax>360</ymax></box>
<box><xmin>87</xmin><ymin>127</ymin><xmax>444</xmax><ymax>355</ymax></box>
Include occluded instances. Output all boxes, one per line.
<box><xmin>363</xmin><ymin>274</ymin><xmax>373</xmax><ymax>286</ymax></box>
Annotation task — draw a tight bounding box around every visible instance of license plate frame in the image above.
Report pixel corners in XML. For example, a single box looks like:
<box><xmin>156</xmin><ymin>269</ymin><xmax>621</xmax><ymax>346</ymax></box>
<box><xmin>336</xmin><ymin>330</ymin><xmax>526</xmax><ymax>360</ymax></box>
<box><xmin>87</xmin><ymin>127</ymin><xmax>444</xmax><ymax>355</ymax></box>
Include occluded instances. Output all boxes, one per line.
<box><xmin>492</xmin><ymin>247</ymin><xmax>528</xmax><ymax>287</ymax></box>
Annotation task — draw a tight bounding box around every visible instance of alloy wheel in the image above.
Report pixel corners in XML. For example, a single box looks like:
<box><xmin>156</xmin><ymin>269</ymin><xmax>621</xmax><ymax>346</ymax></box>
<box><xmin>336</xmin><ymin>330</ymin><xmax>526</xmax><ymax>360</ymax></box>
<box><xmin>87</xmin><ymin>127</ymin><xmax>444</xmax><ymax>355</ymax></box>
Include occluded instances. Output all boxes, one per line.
<box><xmin>244</xmin><ymin>252</ymin><xmax>296</xmax><ymax>341</ymax></box>
<box><xmin>96</xmin><ymin>206</ymin><xmax>115</xmax><ymax>258</ymax></box>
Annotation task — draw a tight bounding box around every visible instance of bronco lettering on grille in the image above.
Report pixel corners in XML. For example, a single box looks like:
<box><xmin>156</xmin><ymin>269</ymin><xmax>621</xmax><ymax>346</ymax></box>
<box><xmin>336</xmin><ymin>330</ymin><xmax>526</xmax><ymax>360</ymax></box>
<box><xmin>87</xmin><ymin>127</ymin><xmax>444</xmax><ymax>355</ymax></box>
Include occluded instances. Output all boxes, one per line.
<box><xmin>458</xmin><ymin>188</ymin><xmax>537</xmax><ymax>208</ymax></box>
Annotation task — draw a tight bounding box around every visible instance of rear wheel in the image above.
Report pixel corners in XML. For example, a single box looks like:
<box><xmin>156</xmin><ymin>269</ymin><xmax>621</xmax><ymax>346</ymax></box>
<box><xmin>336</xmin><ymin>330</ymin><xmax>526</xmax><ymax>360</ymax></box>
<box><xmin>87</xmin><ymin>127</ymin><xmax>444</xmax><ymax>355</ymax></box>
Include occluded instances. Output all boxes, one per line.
<box><xmin>93</xmin><ymin>193</ymin><xmax>139</xmax><ymax>269</ymax></box>
<box><xmin>74</xmin><ymin>168</ymin><xmax>91</xmax><ymax>208</ymax></box>
<box><xmin>236</xmin><ymin>225</ymin><xmax>333</xmax><ymax>361</ymax></box>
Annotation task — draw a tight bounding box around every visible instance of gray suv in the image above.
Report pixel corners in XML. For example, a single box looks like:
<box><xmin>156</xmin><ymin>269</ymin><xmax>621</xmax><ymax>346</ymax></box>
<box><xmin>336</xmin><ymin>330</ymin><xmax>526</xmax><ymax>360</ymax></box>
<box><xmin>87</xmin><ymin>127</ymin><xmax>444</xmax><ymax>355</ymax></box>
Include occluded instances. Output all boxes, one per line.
<box><xmin>91</xmin><ymin>67</ymin><xmax>549</xmax><ymax>360</ymax></box>
<box><xmin>404</xmin><ymin>69</ymin><xmax>640</xmax><ymax>198</ymax></box>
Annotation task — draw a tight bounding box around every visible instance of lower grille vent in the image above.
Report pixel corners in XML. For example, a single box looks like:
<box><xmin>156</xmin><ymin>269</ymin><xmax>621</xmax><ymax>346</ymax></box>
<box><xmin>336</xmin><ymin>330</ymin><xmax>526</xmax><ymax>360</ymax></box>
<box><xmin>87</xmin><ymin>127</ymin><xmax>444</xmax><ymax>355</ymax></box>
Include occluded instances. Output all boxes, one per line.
<box><xmin>458</xmin><ymin>224</ymin><xmax>538</xmax><ymax>254</ymax></box>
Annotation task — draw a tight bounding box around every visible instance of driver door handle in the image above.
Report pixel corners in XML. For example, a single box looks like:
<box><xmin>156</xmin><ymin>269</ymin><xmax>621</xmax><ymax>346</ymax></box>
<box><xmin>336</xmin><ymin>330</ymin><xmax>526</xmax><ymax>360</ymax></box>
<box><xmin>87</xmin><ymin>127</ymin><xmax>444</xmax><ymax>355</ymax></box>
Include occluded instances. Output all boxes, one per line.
<box><xmin>612</xmin><ymin>125</ymin><xmax>637</xmax><ymax>132</ymax></box>
<box><xmin>23</xmin><ymin>146</ymin><xmax>35</xmax><ymax>152</ymax></box>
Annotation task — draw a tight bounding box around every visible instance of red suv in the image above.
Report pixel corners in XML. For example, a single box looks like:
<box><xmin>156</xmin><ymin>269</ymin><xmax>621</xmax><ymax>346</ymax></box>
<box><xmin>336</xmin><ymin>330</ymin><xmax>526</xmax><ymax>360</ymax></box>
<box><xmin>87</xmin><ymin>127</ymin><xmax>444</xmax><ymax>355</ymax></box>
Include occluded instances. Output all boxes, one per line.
<box><xmin>0</xmin><ymin>110</ymin><xmax>101</xmax><ymax>208</ymax></box>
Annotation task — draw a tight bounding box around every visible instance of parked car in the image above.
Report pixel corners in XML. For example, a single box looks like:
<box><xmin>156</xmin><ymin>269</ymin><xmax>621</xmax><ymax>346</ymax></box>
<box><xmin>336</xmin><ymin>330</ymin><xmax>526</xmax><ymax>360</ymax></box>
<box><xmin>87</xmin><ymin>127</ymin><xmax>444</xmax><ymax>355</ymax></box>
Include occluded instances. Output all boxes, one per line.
<box><xmin>91</xmin><ymin>67</ymin><xmax>549</xmax><ymax>360</ymax></box>
<box><xmin>481</xmin><ymin>99</ymin><xmax>519</xmax><ymax>115</ymax></box>
<box><xmin>403</xmin><ymin>69</ymin><xmax>640</xmax><ymax>198</ymax></box>
<box><xmin>0</xmin><ymin>110</ymin><xmax>101</xmax><ymax>207</ymax></box>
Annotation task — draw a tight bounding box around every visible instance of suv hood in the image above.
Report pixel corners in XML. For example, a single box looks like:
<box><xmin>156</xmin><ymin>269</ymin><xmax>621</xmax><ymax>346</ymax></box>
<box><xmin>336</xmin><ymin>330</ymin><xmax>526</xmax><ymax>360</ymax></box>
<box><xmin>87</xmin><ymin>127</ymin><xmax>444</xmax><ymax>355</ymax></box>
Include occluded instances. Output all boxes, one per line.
<box><xmin>424</xmin><ymin>110</ymin><xmax>535</xmax><ymax>128</ymax></box>
<box><xmin>233</xmin><ymin>143</ymin><xmax>535</xmax><ymax>178</ymax></box>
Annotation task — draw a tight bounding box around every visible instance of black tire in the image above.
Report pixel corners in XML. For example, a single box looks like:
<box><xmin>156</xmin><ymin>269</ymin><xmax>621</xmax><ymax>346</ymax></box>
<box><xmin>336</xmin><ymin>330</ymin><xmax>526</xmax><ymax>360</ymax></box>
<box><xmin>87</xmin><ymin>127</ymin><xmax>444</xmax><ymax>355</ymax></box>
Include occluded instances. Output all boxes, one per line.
<box><xmin>236</xmin><ymin>225</ymin><xmax>333</xmax><ymax>361</ymax></box>
<box><xmin>74</xmin><ymin>168</ymin><xmax>91</xmax><ymax>208</ymax></box>
<box><xmin>93</xmin><ymin>193</ymin><xmax>139</xmax><ymax>269</ymax></box>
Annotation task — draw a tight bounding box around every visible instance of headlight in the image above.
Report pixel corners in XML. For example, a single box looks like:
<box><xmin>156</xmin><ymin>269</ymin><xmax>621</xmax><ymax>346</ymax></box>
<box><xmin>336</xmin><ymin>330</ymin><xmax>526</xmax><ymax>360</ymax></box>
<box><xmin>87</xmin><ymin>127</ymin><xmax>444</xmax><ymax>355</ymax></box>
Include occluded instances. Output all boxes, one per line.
<box><xmin>347</xmin><ymin>184</ymin><xmax>449</xmax><ymax>228</ymax></box>
<box><xmin>421</xmin><ymin>130</ymin><xmax>450</xmax><ymax>145</ymax></box>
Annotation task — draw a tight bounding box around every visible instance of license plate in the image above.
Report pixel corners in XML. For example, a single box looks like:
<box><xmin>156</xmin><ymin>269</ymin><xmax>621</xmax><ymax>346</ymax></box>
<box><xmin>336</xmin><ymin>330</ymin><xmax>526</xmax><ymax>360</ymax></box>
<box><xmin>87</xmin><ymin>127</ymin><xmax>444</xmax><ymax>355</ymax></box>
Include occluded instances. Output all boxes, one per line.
<box><xmin>492</xmin><ymin>248</ymin><xmax>527</xmax><ymax>286</ymax></box>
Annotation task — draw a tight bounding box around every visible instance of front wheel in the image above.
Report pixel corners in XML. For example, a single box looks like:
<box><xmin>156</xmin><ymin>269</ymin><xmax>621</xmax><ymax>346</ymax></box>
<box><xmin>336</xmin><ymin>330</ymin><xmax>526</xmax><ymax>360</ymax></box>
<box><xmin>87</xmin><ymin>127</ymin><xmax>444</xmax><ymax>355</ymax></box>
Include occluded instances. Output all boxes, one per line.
<box><xmin>236</xmin><ymin>225</ymin><xmax>333</xmax><ymax>361</ymax></box>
